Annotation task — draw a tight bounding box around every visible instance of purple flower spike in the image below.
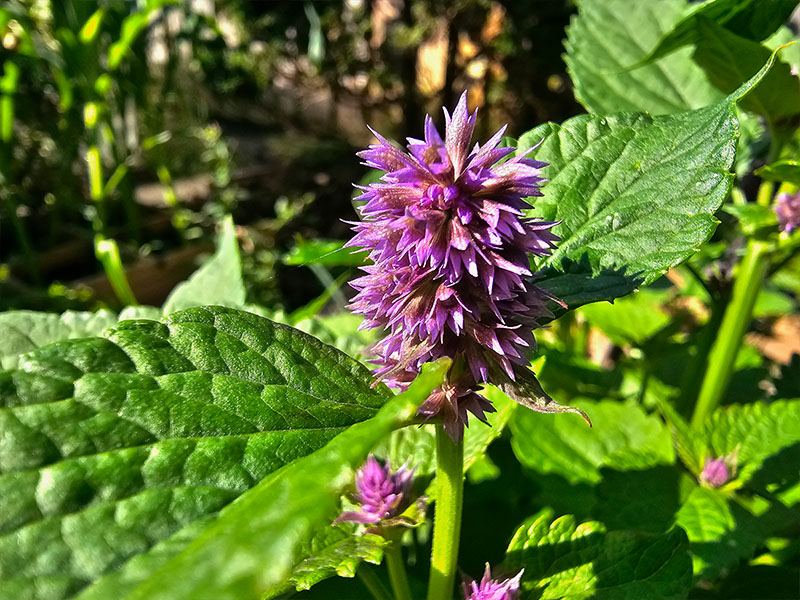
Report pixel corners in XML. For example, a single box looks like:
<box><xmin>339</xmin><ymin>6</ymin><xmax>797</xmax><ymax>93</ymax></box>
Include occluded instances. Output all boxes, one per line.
<box><xmin>335</xmin><ymin>455</ymin><xmax>415</xmax><ymax>525</ymax></box>
<box><xmin>775</xmin><ymin>190</ymin><xmax>800</xmax><ymax>233</ymax></box>
<box><xmin>463</xmin><ymin>564</ymin><xmax>523</xmax><ymax>600</ymax></box>
<box><xmin>348</xmin><ymin>92</ymin><xmax>563</xmax><ymax>440</ymax></box>
<box><xmin>700</xmin><ymin>457</ymin><xmax>731</xmax><ymax>488</ymax></box>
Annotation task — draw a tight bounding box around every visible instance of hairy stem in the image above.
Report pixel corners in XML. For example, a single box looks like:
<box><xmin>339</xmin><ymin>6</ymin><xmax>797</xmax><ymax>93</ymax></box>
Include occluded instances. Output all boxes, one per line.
<box><xmin>385</xmin><ymin>541</ymin><xmax>413</xmax><ymax>600</ymax></box>
<box><xmin>427</xmin><ymin>426</ymin><xmax>464</xmax><ymax>600</ymax></box>
<box><xmin>692</xmin><ymin>238</ymin><xmax>769</xmax><ymax>428</ymax></box>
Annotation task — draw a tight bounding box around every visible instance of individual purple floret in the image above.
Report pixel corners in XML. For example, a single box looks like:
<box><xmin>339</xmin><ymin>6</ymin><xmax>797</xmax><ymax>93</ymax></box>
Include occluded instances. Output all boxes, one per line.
<box><xmin>462</xmin><ymin>564</ymin><xmax>523</xmax><ymax>600</ymax></box>
<box><xmin>700</xmin><ymin>457</ymin><xmax>731</xmax><ymax>488</ymax></box>
<box><xmin>335</xmin><ymin>455</ymin><xmax>415</xmax><ymax>525</ymax></box>
<box><xmin>348</xmin><ymin>92</ymin><xmax>561</xmax><ymax>439</ymax></box>
<box><xmin>775</xmin><ymin>190</ymin><xmax>800</xmax><ymax>233</ymax></box>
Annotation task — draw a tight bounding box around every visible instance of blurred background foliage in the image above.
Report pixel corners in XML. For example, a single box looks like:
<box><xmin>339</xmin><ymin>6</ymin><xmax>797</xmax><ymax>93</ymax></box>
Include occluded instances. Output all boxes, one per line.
<box><xmin>0</xmin><ymin>0</ymin><xmax>579</xmax><ymax>312</ymax></box>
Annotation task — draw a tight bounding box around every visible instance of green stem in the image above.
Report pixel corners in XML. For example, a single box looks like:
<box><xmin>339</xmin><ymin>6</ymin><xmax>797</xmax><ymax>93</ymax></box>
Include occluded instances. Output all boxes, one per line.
<box><xmin>427</xmin><ymin>426</ymin><xmax>464</xmax><ymax>600</ymax></box>
<box><xmin>385</xmin><ymin>541</ymin><xmax>413</xmax><ymax>600</ymax></box>
<box><xmin>358</xmin><ymin>564</ymin><xmax>392</xmax><ymax>600</ymax></box>
<box><xmin>691</xmin><ymin>239</ymin><xmax>769</xmax><ymax>428</ymax></box>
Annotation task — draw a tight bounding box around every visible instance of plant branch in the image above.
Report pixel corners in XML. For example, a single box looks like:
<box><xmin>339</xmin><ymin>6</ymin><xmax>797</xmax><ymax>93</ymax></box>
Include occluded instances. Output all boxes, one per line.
<box><xmin>426</xmin><ymin>426</ymin><xmax>464</xmax><ymax>600</ymax></box>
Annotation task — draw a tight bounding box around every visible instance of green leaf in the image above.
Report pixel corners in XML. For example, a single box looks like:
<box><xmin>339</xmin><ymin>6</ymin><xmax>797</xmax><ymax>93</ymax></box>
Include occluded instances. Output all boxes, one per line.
<box><xmin>578</xmin><ymin>288</ymin><xmax>672</xmax><ymax>346</ymax></box>
<box><xmin>643</xmin><ymin>0</ymin><xmax>798</xmax><ymax>64</ymax></box>
<box><xmin>675</xmin><ymin>485</ymin><xmax>800</xmax><ymax>580</ymax></box>
<box><xmin>510</xmin><ymin>399</ymin><xmax>674</xmax><ymax>485</ymax></box>
<box><xmin>110</xmin><ymin>359</ymin><xmax>448</xmax><ymax>600</ymax></box>
<box><xmin>700</xmin><ymin>399</ymin><xmax>800</xmax><ymax>486</ymax></box>
<box><xmin>691</xmin><ymin>18</ymin><xmax>800</xmax><ymax>120</ymax></box>
<box><xmin>518</xmin><ymin>92</ymin><xmax>750</xmax><ymax>314</ymax></box>
<box><xmin>284</xmin><ymin>531</ymin><xmax>387</xmax><ymax>592</ymax></box>
<box><xmin>0</xmin><ymin>306</ymin><xmax>395</xmax><ymax>600</ymax></box>
<box><xmin>504</xmin><ymin>509</ymin><xmax>692</xmax><ymax>599</ymax></box>
<box><xmin>162</xmin><ymin>216</ymin><xmax>246</xmax><ymax>314</ymax></box>
<box><xmin>283</xmin><ymin>238</ymin><xmax>369</xmax><ymax>267</ymax></box>
<box><xmin>723</xmin><ymin>203</ymin><xmax>780</xmax><ymax>236</ymax></box>
<box><xmin>0</xmin><ymin>307</ymin><xmax>163</xmax><ymax>371</ymax></box>
<box><xmin>755</xmin><ymin>159</ymin><xmax>800</xmax><ymax>184</ymax></box>
<box><xmin>565</xmin><ymin>0</ymin><xmax>723</xmax><ymax>115</ymax></box>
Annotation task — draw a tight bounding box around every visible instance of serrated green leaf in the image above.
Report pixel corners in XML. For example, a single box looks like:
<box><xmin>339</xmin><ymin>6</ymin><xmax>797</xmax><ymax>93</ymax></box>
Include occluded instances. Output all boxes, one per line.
<box><xmin>504</xmin><ymin>509</ymin><xmax>692</xmax><ymax>599</ymax></box>
<box><xmin>701</xmin><ymin>399</ymin><xmax>800</xmax><ymax>486</ymax></box>
<box><xmin>675</xmin><ymin>485</ymin><xmax>800</xmax><ymax>580</ymax></box>
<box><xmin>519</xmin><ymin>99</ymin><xmax>739</xmax><ymax>315</ymax></box>
<box><xmin>283</xmin><ymin>530</ymin><xmax>387</xmax><ymax>593</ymax></box>
<box><xmin>565</xmin><ymin>0</ymin><xmax>723</xmax><ymax>115</ymax></box>
<box><xmin>0</xmin><ymin>306</ymin><xmax>395</xmax><ymax>600</ymax></box>
<box><xmin>162</xmin><ymin>216</ymin><xmax>246</xmax><ymax>314</ymax></box>
<box><xmin>0</xmin><ymin>307</ymin><xmax>164</xmax><ymax>371</ymax></box>
<box><xmin>755</xmin><ymin>159</ymin><xmax>800</xmax><ymax>184</ymax></box>
<box><xmin>691</xmin><ymin>17</ymin><xmax>800</xmax><ymax>120</ymax></box>
<box><xmin>643</xmin><ymin>0</ymin><xmax>798</xmax><ymax>64</ymax></box>
<box><xmin>113</xmin><ymin>359</ymin><xmax>448</xmax><ymax>600</ymax></box>
<box><xmin>510</xmin><ymin>399</ymin><xmax>674</xmax><ymax>485</ymax></box>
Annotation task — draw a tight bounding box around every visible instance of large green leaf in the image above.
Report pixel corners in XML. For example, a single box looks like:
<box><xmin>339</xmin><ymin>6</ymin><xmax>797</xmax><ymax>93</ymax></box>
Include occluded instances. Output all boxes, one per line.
<box><xmin>504</xmin><ymin>509</ymin><xmax>692</xmax><ymax>599</ymax></box>
<box><xmin>0</xmin><ymin>306</ymin><xmax>395</xmax><ymax>600</ymax></box>
<box><xmin>691</xmin><ymin>18</ymin><xmax>800</xmax><ymax>120</ymax></box>
<box><xmin>107</xmin><ymin>359</ymin><xmax>448</xmax><ymax>600</ymax></box>
<box><xmin>510</xmin><ymin>399</ymin><xmax>674</xmax><ymax>485</ymax></box>
<box><xmin>565</xmin><ymin>0</ymin><xmax>722</xmax><ymax>115</ymax></box>
<box><xmin>0</xmin><ymin>307</ymin><xmax>162</xmax><ymax>370</ymax></box>
<box><xmin>520</xmin><ymin>94</ymin><xmax>741</xmax><ymax>315</ymax></box>
<box><xmin>162</xmin><ymin>216</ymin><xmax>246</xmax><ymax>314</ymax></box>
<box><xmin>642</xmin><ymin>0</ymin><xmax>798</xmax><ymax>64</ymax></box>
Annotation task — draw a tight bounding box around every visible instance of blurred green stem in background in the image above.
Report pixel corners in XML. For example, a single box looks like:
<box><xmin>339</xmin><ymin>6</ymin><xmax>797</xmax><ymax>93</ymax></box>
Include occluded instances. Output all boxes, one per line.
<box><xmin>691</xmin><ymin>237</ymin><xmax>769</xmax><ymax>428</ymax></box>
<box><xmin>94</xmin><ymin>235</ymin><xmax>138</xmax><ymax>306</ymax></box>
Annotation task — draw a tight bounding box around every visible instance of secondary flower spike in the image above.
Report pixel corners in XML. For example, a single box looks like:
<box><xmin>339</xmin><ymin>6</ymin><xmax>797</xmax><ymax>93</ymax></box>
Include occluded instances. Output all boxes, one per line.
<box><xmin>335</xmin><ymin>455</ymin><xmax>415</xmax><ymax>525</ymax></box>
<box><xmin>775</xmin><ymin>190</ymin><xmax>800</xmax><ymax>233</ymax></box>
<box><xmin>463</xmin><ymin>564</ymin><xmax>523</xmax><ymax>600</ymax></box>
<box><xmin>348</xmin><ymin>92</ymin><xmax>587</xmax><ymax>439</ymax></box>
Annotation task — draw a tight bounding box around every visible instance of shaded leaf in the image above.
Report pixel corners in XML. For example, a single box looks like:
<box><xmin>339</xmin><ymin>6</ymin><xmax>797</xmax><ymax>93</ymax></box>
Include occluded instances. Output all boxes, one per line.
<box><xmin>504</xmin><ymin>509</ymin><xmax>692</xmax><ymax>600</ymax></box>
<box><xmin>510</xmin><ymin>399</ymin><xmax>674</xmax><ymax>485</ymax></box>
<box><xmin>643</xmin><ymin>0</ymin><xmax>798</xmax><ymax>64</ymax></box>
<box><xmin>691</xmin><ymin>17</ymin><xmax>800</xmax><ymax>120</ymax></box>
<box><xmin>755</xmin><ymin>159</ymin><xmax>800</xmax><ymax>184</ymax></box>
<box><xmin>565</xmin><ymin>0</ymin><xmax>722</xmax><ymax>115</ymax></box>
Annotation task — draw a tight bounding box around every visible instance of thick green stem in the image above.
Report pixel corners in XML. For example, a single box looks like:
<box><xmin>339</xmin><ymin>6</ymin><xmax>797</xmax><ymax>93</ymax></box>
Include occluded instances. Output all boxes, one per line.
<box><xmin>385</xmin><ymin>542</ymin><xmax>413</xmax><ymax>600</ymax></box>
<box><xmin>691</xmin><ymin>239</ymin><xmax>769</xmax><ymax>428</ymax></box>
<box><xmin>426</xmin><ymin>426</ymin><xmax>464</xmax><ymax>600</ymax></box>
<box><xmin>358</xmin><ymin>564</ymin><xmax>392</xmax><ymax>600</ymax></box>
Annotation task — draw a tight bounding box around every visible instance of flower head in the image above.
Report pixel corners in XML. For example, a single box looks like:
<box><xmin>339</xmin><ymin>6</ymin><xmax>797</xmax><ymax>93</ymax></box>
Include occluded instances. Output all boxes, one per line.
<box><xmin>775</xmin><ymin>190</ymin><xmax>800</xmax><ymax>233</ymax></box>
<box><xmin>700</xmin><ymin>456</ymin><xmax>732</xmax><ymax>488</ymax></box>
<box><xmin>463</xmin><ymin>564</ymin><xmax>523</xmax><ymax>600</ymax></box>
<box><xmin>348</xmin><ymin>93</ymin><xmax>561</xmax><ymax>439</ymax></box>
<box><xmin>335</xmin><ymin>455</ymin><xmax>415</xmax><ymax>525</ymax></box>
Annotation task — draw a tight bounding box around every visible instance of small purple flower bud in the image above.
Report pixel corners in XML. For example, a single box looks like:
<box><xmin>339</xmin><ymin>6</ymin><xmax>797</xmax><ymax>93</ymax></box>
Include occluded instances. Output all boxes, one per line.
<box><xmin>775</xmin><ymin>190</ymin><xmax>800</xmax><ymax>233</ymax></box>
<box><xmin>463</xmin><ymin>564</ymin><xmax>523</xmax><ymax>600</ymax></box>
<box><xmin>700</xmin><ymin>457</ymin><xmax>731</xmax><ymax>488</ymax></box>
<box><xmin>335</xmin><ymin>455</ymin><xmax>415</xmax><ymax>525</ymax></box>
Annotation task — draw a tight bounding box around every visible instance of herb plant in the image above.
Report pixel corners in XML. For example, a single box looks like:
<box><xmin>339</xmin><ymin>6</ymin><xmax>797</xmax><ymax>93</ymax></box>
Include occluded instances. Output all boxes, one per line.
<box><xmin>2</xmin><ymin>2</ymin><xmax>800</xmax><ymax>600</ymax></box>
